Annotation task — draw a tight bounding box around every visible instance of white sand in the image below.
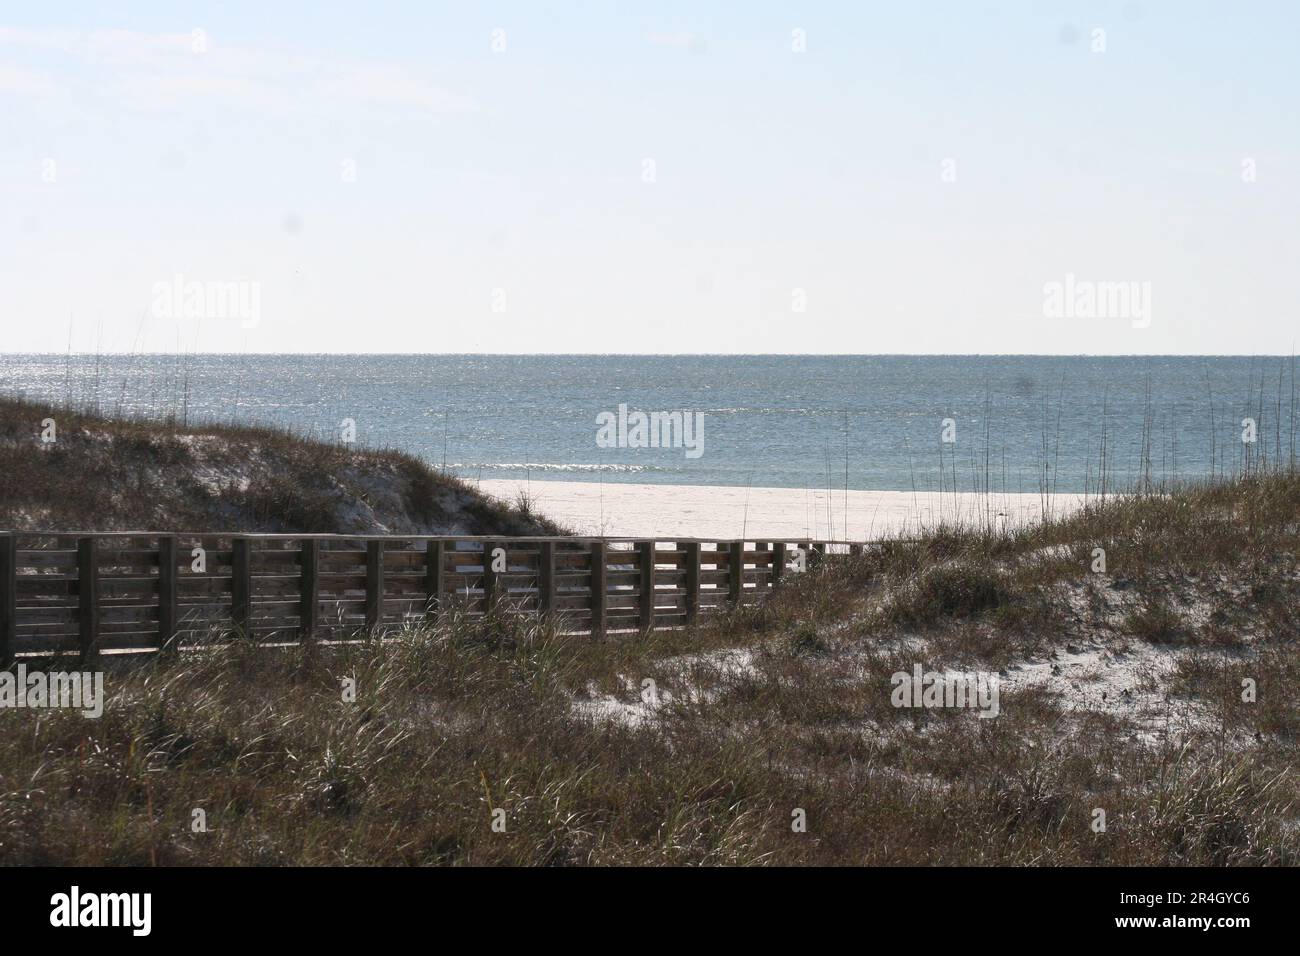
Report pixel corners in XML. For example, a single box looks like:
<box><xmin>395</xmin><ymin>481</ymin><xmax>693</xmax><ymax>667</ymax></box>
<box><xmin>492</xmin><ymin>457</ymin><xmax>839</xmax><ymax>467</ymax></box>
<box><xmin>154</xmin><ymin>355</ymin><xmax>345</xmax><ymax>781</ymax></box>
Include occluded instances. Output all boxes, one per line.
<box><xmin>478</xmin><ymin>479</ymin><xmax>1087</xmax><ymax>540</ymax></box>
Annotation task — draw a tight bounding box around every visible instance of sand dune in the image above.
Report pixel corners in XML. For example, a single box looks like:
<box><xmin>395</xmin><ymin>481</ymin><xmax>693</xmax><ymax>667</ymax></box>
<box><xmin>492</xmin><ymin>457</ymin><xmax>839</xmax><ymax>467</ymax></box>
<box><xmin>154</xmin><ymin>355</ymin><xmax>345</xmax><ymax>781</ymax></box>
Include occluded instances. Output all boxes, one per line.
<box><xmin>477</xmin><ymin>479</ymin><xmax>1088</xmax><ymax>540</ymax></box>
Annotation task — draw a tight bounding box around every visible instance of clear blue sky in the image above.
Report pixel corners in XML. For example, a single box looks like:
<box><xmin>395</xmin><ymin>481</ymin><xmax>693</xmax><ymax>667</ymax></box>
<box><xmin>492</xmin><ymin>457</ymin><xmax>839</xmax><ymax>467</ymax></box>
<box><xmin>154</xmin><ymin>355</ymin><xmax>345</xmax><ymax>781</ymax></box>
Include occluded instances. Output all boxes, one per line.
<box><xmin>2</xmin><ymin>1</ymin><xmax>1296</xmax><ymax>353</ymax></box>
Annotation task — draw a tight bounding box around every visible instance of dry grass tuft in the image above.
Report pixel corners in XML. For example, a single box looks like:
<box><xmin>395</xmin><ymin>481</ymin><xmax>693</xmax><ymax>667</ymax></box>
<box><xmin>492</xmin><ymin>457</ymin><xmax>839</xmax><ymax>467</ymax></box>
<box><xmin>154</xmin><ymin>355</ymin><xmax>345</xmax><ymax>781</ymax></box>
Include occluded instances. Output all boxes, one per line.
<box><xmin>0</xmin><ymin>396</ymin><xmax>562</xmax><ymax>535</ymax></box>
<box><xmin>0</xmin><ymin>468</ymin><xmax>1295</xmax><ymax>865</ymax></box>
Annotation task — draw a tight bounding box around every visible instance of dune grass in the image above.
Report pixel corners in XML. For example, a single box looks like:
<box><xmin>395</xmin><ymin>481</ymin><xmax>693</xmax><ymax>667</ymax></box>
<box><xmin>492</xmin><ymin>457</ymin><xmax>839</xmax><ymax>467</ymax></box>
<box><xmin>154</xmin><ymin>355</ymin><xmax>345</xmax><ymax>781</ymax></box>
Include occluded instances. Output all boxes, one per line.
<box><xmin>0</xmin><ymin>395</ymin><xmax>562</xmax><ymax>535</ymax></box>
<box><xmin>0</xmin><ymin>471</ymin><xmax>1294</xmax><ymax>865</ymax></box>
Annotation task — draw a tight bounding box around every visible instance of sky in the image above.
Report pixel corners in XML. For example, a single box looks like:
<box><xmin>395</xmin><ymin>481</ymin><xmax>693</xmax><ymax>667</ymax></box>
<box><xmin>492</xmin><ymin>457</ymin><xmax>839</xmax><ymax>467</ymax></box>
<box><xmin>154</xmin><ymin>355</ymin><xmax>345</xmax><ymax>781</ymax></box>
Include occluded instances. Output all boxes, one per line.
<box><xmin>1</xmin><ymin>1</ymin><xmax>1297</xmax><ymax>355</ymax></box>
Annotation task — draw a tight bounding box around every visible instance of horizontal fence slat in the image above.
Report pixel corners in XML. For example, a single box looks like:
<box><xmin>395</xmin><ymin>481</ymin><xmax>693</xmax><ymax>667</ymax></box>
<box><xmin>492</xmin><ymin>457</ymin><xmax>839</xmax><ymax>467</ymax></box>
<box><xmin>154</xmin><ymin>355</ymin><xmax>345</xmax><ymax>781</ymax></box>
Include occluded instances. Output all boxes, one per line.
<box><xmin>0</xmin><ymin>534</ymin><xmax>835</xmax><ymax>654</ymax></box>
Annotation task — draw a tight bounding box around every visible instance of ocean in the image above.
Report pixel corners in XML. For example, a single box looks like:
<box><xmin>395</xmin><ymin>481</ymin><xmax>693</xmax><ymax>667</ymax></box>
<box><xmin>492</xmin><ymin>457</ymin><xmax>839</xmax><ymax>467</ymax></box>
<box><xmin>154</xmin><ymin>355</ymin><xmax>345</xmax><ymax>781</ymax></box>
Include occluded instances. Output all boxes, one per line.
<box><xmin>0</xmin><ymin>354</ymin><xmax>1293</xmax><ymax>494</ymax></box>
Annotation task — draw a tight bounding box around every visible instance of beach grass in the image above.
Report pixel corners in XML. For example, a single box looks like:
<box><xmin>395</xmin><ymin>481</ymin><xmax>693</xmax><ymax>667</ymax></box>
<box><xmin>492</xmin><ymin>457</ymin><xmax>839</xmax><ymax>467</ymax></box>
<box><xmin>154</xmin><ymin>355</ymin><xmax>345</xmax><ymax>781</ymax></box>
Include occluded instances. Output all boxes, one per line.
<box><xmin>0</xmin><ymin>394</ymin><xmax>564</xmax><ymax>535</ymax></box>
<box><xmin>1</xmin><ymin>470</ymin><xmax>1294</xmax><ymax>865</ymax></box>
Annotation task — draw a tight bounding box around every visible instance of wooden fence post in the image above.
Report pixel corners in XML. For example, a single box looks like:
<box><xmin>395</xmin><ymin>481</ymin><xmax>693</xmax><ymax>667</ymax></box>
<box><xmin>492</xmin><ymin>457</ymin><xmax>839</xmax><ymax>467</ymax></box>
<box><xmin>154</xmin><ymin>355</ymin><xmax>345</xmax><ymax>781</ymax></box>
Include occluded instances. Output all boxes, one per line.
<box><xmin>638</xmin><ymin>540</ymin><xmax>656</xmax><ymax>632</ymax></box>
<box><xmin>729</xmin><ymin>540</ymin><xmax>744</xmax><ymax>605</ymax></box>
<box><xmin>482</xmin><ymin>540</ymin><xmax>499</xmax><ymax>612</ymax></box>
<box><xmin>538</xmin><ymin>541</ymin><xmax>555</xmax><ymax>617</ymax></box>
<box><xmin>684</xmin><ymin>542</ymin><xmax>700</xmax><ymax>625</ymax></box>
<box><xmin>6</xmin><ymin>531</ymin><xmax>848</xmax><ymax>653</ymax></box>
<box><xmin>589</xmin><ymin>541</ymin><xmax>606</xmax><ymax>638</ymax></box>
<box><xmin>425</xmin><ymin>540</ymin><xmax>444</xmax><ymax>619</ymax></box>
<box><xmin>232</xmin><ymin>538</ymin><xmax>251</xmax><ymax>637</ymax></box>
<box><xmin>158</xmin><ymin>535</ymin><xmax>178</xmax><ymax>654</ymax></box>
<box><xmin>78</xmin><ymin>536</ymin><xmax>99</xmax><ymax>661</ymax></box>
<box><xmin>366</xmin><ymin>540</ymin><xmax>384</xmax><ymax>633</ymax></box>
<box><xmin>300</xmin><ymin>539</ymin><xmax>319</xmax><ymax>641</ymax></box>
<box><xmin>0</xmin><ymin>534</ymin><xmax>15</xmax><ymax>665</ymax></box>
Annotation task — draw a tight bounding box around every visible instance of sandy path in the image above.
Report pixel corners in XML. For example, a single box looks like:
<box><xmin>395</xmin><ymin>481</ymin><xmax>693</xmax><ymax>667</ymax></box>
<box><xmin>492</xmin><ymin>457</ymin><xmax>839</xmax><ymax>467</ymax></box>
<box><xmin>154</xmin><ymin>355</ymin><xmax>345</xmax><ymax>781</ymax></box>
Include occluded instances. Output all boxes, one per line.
<box><xmin>477</xmin><ymin>479</ymin><xmax>1087</xmax><ymax>539</ymax></box>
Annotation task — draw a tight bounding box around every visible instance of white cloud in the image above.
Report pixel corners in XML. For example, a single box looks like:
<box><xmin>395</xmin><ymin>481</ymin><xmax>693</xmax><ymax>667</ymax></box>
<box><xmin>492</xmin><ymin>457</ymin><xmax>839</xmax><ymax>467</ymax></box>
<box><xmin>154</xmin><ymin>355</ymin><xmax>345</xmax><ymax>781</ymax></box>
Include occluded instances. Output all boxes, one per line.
<box><xmin>644</xmin><ymin>31</ymin><xmax>708</xmax><ymax>53</ymax></box>
<box><xmin>0</xmin><ymin>66</ymin><xmax>56</xmax><ymax>95</ymax></box>
<box><xmin>102</xmin><ymin>71</ymin><xmax>296</xmax><ymax>113</ymax></box>
<box><xmin>0</xmin><ymin>24</ymin><xmax>475</xmax><ymax>115</ymax></box>
<box><xmin>0</xmin><ymin>26</ymin><xmax>78</xmax><ymax>53</ymax></box>
<box><xmin>83</xmin><ymin>27</ymin><xmax>197</xmax><ymax>65</ymax></box>
<box><xmin>329</xmin><ymin>67</ymin><xmax>475</xmax><ymax>113</ymax></box>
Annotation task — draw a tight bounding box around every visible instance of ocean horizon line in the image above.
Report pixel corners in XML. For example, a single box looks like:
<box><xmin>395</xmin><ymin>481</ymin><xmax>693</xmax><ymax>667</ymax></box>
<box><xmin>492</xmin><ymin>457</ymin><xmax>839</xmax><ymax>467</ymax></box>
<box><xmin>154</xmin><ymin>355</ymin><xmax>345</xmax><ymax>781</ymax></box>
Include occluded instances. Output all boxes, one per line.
<box><xmin>3</xmin><ymin>350</ymin><xmax>1299</xmax><ymax>360</ymax></box>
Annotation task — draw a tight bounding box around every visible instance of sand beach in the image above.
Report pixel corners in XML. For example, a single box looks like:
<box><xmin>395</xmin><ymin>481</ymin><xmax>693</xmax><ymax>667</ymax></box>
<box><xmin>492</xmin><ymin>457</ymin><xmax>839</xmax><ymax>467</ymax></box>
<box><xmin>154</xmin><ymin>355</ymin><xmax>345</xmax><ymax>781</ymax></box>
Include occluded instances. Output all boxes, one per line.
<box><xmin>478</xmin><ymin>479</ymin><xmax>1089</xmax><ymax>539</ymax></box>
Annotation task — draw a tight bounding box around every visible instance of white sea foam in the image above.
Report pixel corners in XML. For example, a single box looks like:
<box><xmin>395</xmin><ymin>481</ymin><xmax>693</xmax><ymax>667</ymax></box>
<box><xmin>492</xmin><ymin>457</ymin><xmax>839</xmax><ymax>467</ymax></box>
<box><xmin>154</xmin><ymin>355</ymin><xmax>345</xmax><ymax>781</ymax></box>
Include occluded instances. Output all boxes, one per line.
<box><xmin>447</xmin><ymin>462</ymin><xmax>662</xmax><ymax>473</ymax></box>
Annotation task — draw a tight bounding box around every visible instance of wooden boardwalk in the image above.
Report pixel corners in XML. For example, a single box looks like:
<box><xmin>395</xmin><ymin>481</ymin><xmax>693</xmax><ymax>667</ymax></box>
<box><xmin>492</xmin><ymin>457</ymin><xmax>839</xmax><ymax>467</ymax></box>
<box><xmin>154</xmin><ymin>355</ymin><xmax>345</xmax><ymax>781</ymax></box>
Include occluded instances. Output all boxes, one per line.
<box><xmin>0</xmin><ymin>533</ymin><xmax>861</xmax><ymax>659</ymax></box>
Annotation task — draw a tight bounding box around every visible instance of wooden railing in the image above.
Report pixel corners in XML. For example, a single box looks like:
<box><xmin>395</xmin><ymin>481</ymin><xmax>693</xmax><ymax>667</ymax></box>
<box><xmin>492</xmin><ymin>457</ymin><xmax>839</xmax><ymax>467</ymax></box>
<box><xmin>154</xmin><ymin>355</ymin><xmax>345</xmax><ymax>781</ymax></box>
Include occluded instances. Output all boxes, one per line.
<box><xmin>0</xmin><ymin>533</ymin><xmax>862</xmax><ymax>659</ymax></box>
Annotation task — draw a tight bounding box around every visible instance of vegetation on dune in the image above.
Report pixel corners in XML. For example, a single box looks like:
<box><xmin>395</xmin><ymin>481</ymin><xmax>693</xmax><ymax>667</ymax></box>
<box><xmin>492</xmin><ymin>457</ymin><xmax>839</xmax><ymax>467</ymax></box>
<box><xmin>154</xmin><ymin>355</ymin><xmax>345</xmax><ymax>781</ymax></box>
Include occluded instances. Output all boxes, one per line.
<box><xmin>1</xmin><ymin>471</ymin><xmax>1295</xmax><ymax>865</ymax></box>
<box><xmin>0</xmin><ymin>396</ymin><xmax>561</xmax><ymax>535</ymax></box>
